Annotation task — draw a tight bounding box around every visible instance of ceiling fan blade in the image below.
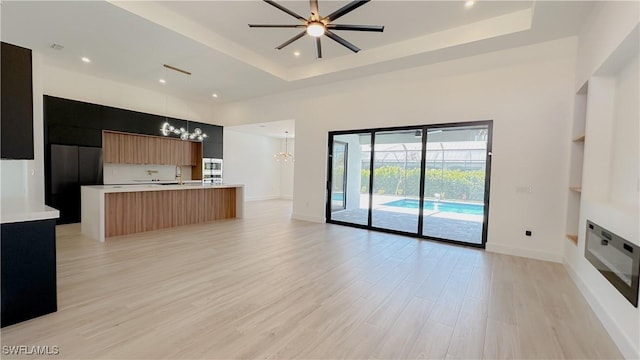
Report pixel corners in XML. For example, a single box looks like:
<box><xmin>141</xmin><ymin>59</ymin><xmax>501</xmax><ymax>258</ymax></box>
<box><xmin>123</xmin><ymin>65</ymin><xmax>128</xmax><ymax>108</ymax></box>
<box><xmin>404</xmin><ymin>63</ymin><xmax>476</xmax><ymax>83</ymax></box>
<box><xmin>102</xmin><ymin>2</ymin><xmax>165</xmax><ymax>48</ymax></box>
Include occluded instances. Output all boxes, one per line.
<box><xmin>310</xmin><ymin>0</ymin><xmax>319</xmax><ymax>21</ymax></box>
<box><xmin>315</xmin><ymin>37</ymin><xmax>322</xmax><ymax>59</ymax></box>
<box><xmin>324</xmin><ymin>0</ymin><xmax>370</xmax><ymax>22</ymax></box>
<box><xmin>275</xmin><ymin>31</ymin><xmax>307</xmax><ymax>50</ymax></box>
<box><xmin>249</xmin><ymin>24</ymin><xmax>307</xmax><ymax>28</ymax></box>
<box><xmin>326</xmin><ymin>24</ymin><xmax>384</xmax><ymax>32</ymax></box>
<box><xmin>325</xmin><ymin>30</ymin><xmax>360</xmax><ymax>53</ymax></box>
<box><xmin>263</xmin><ymin>0</ymin><xmax>308</xmax><ymax>22</ymax></box>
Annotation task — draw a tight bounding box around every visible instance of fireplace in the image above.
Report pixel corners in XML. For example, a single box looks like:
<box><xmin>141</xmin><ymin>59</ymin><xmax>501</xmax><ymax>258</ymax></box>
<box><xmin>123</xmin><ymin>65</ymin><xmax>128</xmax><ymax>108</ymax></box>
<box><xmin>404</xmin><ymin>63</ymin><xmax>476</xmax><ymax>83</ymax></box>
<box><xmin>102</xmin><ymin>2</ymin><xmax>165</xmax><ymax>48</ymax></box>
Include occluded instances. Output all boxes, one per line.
<box><xmin>585</xmin><ymin>220</ymin><xmax>640</xmax><ymax>307</ymax></box>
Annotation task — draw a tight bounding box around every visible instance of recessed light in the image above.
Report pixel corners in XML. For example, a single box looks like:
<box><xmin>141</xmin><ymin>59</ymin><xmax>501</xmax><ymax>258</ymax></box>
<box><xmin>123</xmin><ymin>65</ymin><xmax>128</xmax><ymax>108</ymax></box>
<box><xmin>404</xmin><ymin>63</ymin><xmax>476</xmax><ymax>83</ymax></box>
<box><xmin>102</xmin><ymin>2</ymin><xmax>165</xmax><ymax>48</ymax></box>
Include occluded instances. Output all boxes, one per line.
<box><xmin>81</xmin><ymin>57</ymin><xmax>91</xmax><ymax>63</ymax></box>
<box><xmin>293</xmin><ymin>51</ymin><xmax>301</xmax><ymax>57</ymax></box>
<box><xmin>465</xmin><ymin>0</ymin><xmax>475</xmax><ymax>8</ymax></box>
<box><xmin>212</xmin><ymin>93</ymin><xmax>218</xmax><ymax>98</ymax></box>
<box><xmin>159</xmin><ymin>79</ymin><xmax>166</xmax><ymax>84</ymax></box>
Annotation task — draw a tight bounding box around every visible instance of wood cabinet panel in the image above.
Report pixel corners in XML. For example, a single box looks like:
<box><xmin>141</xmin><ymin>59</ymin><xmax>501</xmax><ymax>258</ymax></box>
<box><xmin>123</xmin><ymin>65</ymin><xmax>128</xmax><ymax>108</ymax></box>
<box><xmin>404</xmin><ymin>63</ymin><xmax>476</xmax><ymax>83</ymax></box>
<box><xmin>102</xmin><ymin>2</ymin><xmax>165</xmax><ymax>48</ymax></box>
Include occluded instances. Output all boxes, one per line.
<box><xmin>169</xmin><ymin>139</ymin><xmax>182</xmax><ymax>165</ymax></box>
<box><xmin>191</xmin><ymin>142</ymin><xmax>203</xmax><ymax>179</ymax></box>
<box><xmin>146</xmin><ymin>136</ymin><xmax>161</xmax><ymax>165</ymax></box>
<box><xmin>120</xmin><ymin>133</ymin><xmax>135</xmax><ymax>163</ymax></box>
<box><xmin>135</xmin><ymin>135</ymin><xmax>148</xmax><ymax>164</ymax></box>
<box><xmin>191</xmin><ymin>142</ymin><xmax>202</xmax><ymax>166</ymax></box>
<box><xmin>102</xmin><ymin>132</ymin><xmax>119</xmax><ymax>163</ymax></box>
<box><xmin>103</xmin><ymin>130</ymin><xmax>199</xmax><ymax>166</ymax></box>
<box><xmin>105</xmin><ymin>188</ymin><xmax>236</xmax><ymax>237</ymax></box>
<box><xmin>182</xmin><ymin>141</ymin><xmax>192</xmax><ymax>166</ymax></box>
<box><xmin>158</xmin><ymin>138</ymin><xmax>172</xmax><ymax>165</ymax></box>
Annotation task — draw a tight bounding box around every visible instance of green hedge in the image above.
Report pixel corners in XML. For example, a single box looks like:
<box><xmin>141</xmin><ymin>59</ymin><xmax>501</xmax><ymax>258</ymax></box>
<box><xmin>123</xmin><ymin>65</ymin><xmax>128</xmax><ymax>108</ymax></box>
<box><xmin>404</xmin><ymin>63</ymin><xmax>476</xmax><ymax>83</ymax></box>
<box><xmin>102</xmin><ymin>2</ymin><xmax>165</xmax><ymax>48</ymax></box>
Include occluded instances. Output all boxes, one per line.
<box><xmin>360</xmin><ymin>167</ymin><xmax>485</xmax><ymax>201</ymax></box>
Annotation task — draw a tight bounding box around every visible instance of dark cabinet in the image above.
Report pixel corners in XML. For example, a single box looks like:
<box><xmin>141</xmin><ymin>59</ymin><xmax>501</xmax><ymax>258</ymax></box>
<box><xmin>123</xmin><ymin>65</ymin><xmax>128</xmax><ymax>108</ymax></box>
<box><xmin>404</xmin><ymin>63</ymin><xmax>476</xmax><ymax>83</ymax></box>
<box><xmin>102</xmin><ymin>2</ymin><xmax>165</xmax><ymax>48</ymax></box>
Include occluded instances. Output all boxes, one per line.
<box><xmin>49</xmin><ymin>144</ymin><xmax>103</xmax><ymax>224</ymax></box>
<box><xmin>1</xmin><ymin>219</ymin><xmax>57</xmax><ymax>327</ymax></box>
<box><xmin>202</xmin><ymin>125</ymin><xmax>223</xmax><ymax>158</ymax></box>
<box><xmin>1</xmin><ymin>42</ymin><xmax>34</xmax><ymax>159</ymax></box>
<box><xmin>44</xmin><ymin>96</ymin><xmax>223</xmax><ymax>223</ymax></box>
<box><xmin>203</xmin><ymin>141</ymin><xmax>223</xmax><ymax>158</ymax></box>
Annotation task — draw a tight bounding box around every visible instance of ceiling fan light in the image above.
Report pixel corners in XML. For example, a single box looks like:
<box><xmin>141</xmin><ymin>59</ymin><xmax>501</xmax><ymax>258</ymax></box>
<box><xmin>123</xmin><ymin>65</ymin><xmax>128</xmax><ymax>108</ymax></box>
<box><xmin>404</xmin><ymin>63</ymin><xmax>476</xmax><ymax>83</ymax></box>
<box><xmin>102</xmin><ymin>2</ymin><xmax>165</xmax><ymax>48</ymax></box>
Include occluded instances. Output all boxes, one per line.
<box><xmin>306</xmin><ymin>22</ymin><xmax>325</xmax><ymax>37</ymax></box>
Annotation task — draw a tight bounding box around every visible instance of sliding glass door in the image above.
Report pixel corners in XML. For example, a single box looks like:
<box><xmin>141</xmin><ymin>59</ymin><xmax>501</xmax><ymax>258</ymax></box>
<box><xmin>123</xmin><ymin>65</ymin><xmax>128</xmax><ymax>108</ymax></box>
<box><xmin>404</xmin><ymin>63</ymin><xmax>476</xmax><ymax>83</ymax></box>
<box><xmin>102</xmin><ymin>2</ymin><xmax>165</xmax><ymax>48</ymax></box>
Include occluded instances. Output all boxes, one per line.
<box><xmin>330</xmin><ymin>141</ymin><xmax>348</xmax><ymax>212</ymax></box>
<box><xmin>326</xmin><ymin>121</ymin><xmax>492</xmax><ymax>248</ymax></box>
<box><xmin>327</xmin><ymin>133</ymin><xmax>371</xmax><ymax>226</ymax></box>
<box><xmin>422</xmin><ymin>125</ymin><xmax>490</xmax><ymax>245</ymax></box>
<box><xmin>371</xmin><ymin>130</ymin><xmax>423</xmax><ymax>233</ymax></box>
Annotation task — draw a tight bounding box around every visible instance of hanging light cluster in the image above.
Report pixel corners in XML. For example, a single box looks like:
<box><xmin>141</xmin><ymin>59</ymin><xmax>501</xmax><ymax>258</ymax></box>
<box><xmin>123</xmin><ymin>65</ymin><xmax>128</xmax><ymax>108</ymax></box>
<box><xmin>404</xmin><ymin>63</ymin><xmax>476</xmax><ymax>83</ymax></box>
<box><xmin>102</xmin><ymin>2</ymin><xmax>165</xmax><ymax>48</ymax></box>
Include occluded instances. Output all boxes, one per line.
<box><xmin>274</xmin><ymin>131</ymin><xmax>294</xmax><ymax>162</ymax></box>
<box><xmin>160</xmin><ymin>122</ymin><xmax>208</xmax><ymax>141</ymax></box>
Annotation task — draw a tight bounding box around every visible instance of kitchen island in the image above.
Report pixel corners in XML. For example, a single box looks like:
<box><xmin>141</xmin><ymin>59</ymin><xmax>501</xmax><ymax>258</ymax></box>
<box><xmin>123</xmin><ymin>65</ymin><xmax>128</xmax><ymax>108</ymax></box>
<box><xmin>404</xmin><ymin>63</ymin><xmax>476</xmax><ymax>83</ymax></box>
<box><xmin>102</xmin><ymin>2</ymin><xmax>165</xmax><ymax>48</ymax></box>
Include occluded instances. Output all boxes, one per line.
<box><xmin>81</xmin><ymin>183</ymin><xmax>244</xmax><ymax>242</ymax></box>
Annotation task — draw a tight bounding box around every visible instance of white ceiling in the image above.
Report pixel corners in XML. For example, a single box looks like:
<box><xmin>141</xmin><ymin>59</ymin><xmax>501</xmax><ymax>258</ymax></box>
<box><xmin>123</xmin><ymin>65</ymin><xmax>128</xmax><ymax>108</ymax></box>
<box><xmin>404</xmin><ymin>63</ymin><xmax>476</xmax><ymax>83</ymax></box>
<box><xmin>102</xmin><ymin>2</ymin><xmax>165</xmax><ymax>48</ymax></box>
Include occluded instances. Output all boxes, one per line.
<box><xmin>226</xmin><ymin>119</ymin><xmax>296</xmax><ymax>139</ymax></box>
<box><xmin>1</xmin><ymin>0</ymin><xmax>594</xmax><ymax>135</ymax></box>
<box><xmin>156</xmin><ymin>0</ymin><xmax>533</xmax><ymax>66</ymax></box>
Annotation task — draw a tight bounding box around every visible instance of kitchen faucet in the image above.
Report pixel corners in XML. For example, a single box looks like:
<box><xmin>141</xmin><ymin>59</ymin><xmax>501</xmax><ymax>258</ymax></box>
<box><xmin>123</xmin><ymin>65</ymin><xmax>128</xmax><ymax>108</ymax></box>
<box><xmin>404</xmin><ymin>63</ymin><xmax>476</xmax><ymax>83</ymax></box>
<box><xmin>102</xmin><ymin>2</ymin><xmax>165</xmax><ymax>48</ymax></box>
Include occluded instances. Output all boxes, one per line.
<box><xmin>175</xmin><ymin>165</ymin><xmax>183</xmax><ymax>185</ymax></box>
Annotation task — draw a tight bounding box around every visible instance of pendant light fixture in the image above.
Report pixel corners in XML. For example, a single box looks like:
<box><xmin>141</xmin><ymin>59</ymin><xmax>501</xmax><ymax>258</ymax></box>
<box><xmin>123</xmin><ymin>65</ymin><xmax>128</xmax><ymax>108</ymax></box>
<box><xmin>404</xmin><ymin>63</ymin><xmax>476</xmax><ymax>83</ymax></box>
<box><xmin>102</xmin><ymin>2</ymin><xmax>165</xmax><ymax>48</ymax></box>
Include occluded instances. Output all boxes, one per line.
<box><xmin>274</xmin><ymin>131</ymin><xmax>294</xmax><ymax>162</ymax></box>
<box><xmin>157</xmin><ymin>64</ymin><xmax>207</xmax><ymax>141</ymax></box>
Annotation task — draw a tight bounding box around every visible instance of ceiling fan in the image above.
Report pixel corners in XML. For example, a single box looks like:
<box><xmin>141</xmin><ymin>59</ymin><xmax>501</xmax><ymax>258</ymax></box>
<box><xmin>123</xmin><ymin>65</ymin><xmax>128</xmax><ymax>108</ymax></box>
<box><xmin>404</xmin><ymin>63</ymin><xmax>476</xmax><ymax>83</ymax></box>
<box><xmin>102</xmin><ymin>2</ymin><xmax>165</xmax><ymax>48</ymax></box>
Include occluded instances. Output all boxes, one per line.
<box><xmin>249</xmin><ymin>0</ymin><xmax>384</xmax><ymax>59</ymax></box>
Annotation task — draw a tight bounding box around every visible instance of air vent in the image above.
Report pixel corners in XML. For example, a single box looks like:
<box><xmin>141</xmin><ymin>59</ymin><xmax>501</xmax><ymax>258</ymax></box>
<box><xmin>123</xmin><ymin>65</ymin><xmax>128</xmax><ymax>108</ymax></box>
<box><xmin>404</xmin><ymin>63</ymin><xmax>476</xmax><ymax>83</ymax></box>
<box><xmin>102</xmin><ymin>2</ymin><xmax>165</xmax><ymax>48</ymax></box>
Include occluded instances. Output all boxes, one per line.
<box><xmin>49</xmin><ymin>43</ymin><xmax>64</xmax><ymax>50</ymax></box>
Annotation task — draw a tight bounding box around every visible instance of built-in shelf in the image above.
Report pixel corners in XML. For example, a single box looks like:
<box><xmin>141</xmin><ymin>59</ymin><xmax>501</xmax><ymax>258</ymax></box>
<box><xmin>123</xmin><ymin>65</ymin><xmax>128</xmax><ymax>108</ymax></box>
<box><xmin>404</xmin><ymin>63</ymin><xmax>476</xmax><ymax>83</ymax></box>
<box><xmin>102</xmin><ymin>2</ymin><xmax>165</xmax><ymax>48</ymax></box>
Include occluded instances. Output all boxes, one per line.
<box><xmin>565</xmin><ymin>81</ymin><xmax>588</xmax><ymax>248</ymax></box>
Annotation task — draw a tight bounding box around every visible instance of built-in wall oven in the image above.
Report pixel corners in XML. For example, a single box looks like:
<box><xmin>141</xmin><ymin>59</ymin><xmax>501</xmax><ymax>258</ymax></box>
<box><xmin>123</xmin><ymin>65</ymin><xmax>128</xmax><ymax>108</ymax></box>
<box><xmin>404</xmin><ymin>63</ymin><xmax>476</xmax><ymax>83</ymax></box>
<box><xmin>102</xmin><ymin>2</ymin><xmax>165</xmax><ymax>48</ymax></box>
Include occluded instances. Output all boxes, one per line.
<box><xmin>585</xmin><ymin>220</ymin><xmax>640</xmax><ymax>307</ymax></box>
<box><xmin>203</xmin><ymin>158</ymin><xmax>223</xmax><ymax>184</ymax></box>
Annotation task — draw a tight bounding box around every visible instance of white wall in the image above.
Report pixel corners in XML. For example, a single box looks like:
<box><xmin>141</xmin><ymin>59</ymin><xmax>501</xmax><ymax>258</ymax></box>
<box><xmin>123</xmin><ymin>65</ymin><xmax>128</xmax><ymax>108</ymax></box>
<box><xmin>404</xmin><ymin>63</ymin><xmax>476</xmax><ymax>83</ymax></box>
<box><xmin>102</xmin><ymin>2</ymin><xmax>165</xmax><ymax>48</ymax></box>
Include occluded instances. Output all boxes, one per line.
<box><xmin>42</xmin><ymin>65</ymin><xmax>215</xmax><ymax>125</ymax></box>
<box><xmin>575</xmin><ymin>1</ymin><xmax>640</xmax><ymax>90</ymax></box>
<box><xmin>0</xmin><ymin>55</ymin><xmax>218</xmax><ymax>205</ymax></box>
<box><xmin>213</xmin><ymin>37</ymin><xmax>577</xmax><ymax>263</ymax></box>
<box><xmin>223</xmin><ymin>129</ymin><xmax>282</xmax><ymax>201</ymax></box>
<box><xmin>279</xmin><ymin>138</ymin><xmax>295</xmax><ymax>200</ymax></box>
<box><xmin>609</xmin><ymin>54</ymin><xmax>639</xmax><ymax>208</ymax></box>
<box><xmin>563</xmin><ymin>3</ymin><xmax>640</xmax><ymax>358</ymax></box>
<box><xmin>0</xmin><ymin>52</ymin><xmax>45</xmax><ymax>203</ymax></box>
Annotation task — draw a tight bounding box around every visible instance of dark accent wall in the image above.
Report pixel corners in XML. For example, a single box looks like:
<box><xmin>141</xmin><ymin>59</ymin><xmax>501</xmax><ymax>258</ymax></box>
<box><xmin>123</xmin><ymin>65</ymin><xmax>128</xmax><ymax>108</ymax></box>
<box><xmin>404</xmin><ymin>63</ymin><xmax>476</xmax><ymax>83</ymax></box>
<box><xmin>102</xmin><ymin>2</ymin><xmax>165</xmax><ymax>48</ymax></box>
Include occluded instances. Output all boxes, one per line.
<box><xmin>44</xmin><ymin>95</ymin><xmax>223</xmax><ymax>224</ymax></box>
<box><xmin>1</xmin><ymin>42</ymin><xmax>34</xmax><ymax>159</ymax></box>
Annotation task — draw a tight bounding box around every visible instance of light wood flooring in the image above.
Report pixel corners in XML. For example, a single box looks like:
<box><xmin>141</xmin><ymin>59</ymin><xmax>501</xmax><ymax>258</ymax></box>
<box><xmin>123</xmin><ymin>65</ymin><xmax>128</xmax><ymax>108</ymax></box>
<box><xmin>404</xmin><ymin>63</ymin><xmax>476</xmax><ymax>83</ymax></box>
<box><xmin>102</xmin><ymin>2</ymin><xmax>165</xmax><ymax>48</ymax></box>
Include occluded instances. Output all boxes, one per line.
<box><xmin>1</xmin><ymin>200</ymin><xmax>622</xmax><ymax>359</ymax></box>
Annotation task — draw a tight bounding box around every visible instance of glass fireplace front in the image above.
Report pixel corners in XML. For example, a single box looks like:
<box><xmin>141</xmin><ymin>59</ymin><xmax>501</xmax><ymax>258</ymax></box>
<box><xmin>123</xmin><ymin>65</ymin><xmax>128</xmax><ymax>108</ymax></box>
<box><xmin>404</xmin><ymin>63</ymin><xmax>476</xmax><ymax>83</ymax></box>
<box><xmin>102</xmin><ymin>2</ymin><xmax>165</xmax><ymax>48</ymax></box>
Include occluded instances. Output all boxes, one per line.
<box><xmin>585</xmin><ymin>220</ymin><xmax>640</xmax><ymax>307</ymax></box>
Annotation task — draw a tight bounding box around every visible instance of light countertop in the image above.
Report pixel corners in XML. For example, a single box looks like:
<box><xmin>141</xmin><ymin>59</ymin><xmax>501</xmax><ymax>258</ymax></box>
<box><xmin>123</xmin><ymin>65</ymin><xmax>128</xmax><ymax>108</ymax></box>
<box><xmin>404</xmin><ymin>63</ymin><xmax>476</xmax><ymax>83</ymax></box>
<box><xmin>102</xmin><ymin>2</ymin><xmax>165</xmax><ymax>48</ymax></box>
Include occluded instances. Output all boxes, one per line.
<box><xmin>1</xmin><ymin>198</ymin><xmax>60</xmax><ymax>224</ymax></box>
<box><xmin>109</xmin><ymin>180</ymin><xmax>203</xmax><ymax>185</ymax></box>
<box><xmin>83</xmin><ymin>183</ymin><xmax>244</xmax><ymax>194</ymax></box>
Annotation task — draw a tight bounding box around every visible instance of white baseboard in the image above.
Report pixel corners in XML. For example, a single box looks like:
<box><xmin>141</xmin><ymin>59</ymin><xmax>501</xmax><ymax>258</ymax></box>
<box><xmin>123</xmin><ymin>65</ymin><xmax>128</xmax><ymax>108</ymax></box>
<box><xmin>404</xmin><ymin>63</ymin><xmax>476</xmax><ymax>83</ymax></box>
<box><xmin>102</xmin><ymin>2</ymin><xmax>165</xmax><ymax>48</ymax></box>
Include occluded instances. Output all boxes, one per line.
<box><xmin>291</xmin><ymin>212</ymin><xmax>325</xmax><ymax>223</ymax></box>
<box><xmin>563</xmin><ymin>257</ymin><xmax>639</xmax><ymax>360</ymax></box>
<box><xmin>485</xmin><ymin>242</ymin><xmax>563</xmax><ymax>263</ymax></box>
<box><xmin>280</xmin><ymin>195</ymin><xmax>293</xmax><ymax>200</ymax></box>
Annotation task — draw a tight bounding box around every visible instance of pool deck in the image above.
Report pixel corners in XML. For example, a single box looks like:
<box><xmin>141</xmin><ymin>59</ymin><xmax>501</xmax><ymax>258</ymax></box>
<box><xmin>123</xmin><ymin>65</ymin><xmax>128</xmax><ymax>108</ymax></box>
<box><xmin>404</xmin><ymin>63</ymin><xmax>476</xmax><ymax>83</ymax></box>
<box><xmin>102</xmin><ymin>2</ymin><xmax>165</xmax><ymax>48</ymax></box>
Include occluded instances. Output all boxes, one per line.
<box><xmin>330</xmin><ymin>194</ymin><xmax>484</xmax><ymax>244</ymax></box>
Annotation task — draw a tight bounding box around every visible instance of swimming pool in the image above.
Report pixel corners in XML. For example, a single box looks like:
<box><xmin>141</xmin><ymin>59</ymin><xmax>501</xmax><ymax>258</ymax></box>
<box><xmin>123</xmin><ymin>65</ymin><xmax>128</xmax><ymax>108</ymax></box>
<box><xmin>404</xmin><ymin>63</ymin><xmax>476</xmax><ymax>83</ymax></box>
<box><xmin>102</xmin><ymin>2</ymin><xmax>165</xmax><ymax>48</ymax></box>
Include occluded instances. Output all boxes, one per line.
<box><xmin>382</xmin><ymin>199</ymin><xmax>484</xmax><ymax>215</ymax></box>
